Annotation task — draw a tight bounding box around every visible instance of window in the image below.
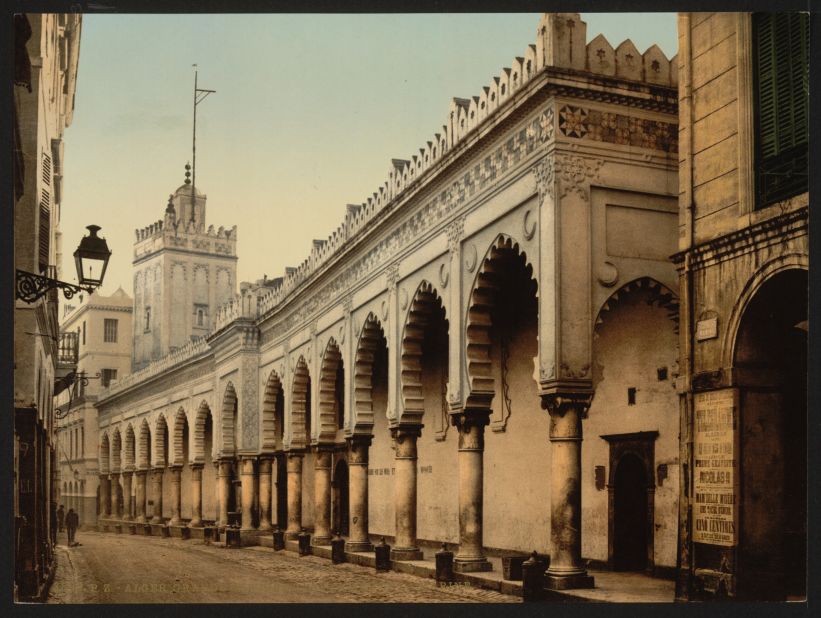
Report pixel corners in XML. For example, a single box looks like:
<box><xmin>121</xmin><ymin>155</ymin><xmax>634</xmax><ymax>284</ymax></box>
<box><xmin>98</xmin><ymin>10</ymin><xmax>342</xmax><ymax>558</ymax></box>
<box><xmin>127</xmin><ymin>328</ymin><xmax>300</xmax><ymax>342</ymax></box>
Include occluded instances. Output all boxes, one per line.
<box><xmin>753</xmin><ymin>12</ymin><xmax>809</xmax><ymax>208</ymax></box>
<box><xmin>195</xmin><ymin>305</ymin><xmax>207</xmax><ymax>327</ymax></box>
<box><xmin>82</xmin><ymin>320</ymin><xmax>86</xmax><ymax>345</ymax></box>
<box><xmin>101</xmin><ymin>368</ymin><xmax>118</xmax><ymax>388</ymax></box>
<box><xmin>104</xmin><ymin>318</ymin><xmax>118</xmax><ymax>343</ymax></box>
<box><xmin>80</xmin><ymin>425</ymin><xmax>84</xmax><ymax>457</ymax></box>
<box><xmin>144</xmin><ymin>307</ymin><xmax>151</xmax><ymax>332</ymax></box>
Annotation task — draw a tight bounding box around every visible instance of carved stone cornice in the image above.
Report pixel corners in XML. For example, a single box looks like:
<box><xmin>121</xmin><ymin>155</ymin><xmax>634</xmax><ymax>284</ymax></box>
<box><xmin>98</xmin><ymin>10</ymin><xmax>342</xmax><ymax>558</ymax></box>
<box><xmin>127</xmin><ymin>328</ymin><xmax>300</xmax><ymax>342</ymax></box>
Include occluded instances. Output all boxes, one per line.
<box><xmin>672</xmin><ymin>205</ymin><xmax>808</xmax><ymax>272</ymax></box>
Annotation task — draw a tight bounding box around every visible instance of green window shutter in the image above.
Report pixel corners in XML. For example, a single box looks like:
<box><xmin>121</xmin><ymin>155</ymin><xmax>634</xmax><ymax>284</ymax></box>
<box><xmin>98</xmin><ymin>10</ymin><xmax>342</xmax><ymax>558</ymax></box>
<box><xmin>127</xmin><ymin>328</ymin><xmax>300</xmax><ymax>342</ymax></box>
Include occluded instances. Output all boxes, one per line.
<box><xmin>753</xmin><ymin>12</ymin><xmax>809</xmax><ymax>208</ymax></box>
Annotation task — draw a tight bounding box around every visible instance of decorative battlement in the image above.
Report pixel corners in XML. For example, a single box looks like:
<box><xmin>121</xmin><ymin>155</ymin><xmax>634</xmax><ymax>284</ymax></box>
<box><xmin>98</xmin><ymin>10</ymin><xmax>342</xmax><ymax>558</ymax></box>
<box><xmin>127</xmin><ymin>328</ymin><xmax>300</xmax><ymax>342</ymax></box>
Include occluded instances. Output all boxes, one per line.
<box><xmin>251</xmin><ymin>13</ymin><xmax>676</xmax><ymax>318</ymax></box>
<box><xmin>133</xmin><ymin>187</ymin><xmax>237</xmax><ymax>262</ymax></box>
<box><xmin>98</xmin><ymin>336</ymin><xmax>210</xmax><ymax>400</ymax></box>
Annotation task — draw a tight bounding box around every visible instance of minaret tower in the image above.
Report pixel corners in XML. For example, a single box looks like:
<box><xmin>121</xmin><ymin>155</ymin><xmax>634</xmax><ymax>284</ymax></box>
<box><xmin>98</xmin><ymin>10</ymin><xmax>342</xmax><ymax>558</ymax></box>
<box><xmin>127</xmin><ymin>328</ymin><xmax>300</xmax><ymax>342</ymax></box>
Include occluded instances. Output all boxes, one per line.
<box><xmin>131</xmin><ymin>165</ymin><xmax>237</xmax><ymax>370</ymax></box>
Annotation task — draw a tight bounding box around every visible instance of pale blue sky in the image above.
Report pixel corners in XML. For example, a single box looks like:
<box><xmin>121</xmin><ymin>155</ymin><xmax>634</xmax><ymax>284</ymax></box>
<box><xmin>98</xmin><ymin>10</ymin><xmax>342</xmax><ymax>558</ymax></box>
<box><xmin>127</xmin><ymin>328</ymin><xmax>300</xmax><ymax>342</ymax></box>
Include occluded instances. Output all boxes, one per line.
<box><xmin>60</xmin><ymin>13</ymin><xmax>678</xmax><ymax>296</ymax></box>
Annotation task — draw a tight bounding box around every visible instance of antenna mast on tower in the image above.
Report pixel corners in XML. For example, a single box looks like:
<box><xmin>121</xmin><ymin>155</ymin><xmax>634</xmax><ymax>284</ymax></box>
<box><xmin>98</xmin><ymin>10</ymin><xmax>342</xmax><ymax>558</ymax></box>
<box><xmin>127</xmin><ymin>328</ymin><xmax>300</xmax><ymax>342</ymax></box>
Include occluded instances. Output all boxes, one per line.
<box><xmin>191</xmin><ymin>64</ymin><xmax>216</xmax><ymax>224</ymax></box>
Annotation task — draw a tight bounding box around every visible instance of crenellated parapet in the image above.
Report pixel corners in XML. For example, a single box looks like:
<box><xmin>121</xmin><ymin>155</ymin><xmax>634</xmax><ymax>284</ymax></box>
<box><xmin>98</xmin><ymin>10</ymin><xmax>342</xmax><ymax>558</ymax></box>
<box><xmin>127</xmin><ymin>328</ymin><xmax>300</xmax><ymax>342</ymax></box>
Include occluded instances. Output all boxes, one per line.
<box><xmin>255</xmin><ymin>12</ymin><xmax>676</xmax><ymax>319</ymax></box>
<box><xmin>99</xmin><ymin>336</ymin><xmax>210</xmax><ymax>399</ymax></box>
<box><xmin>133</xmin><ymin>214</ymin><xmax>237</xmax><ymax>262</ymax></box>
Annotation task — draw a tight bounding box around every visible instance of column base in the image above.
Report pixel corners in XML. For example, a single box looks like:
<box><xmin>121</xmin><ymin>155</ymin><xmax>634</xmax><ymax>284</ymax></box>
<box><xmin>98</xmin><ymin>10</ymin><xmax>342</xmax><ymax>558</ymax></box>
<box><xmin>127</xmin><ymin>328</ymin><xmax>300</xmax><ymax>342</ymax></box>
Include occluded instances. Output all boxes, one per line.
<box><xmin>189</xmin><ymin>519</ymin><xmax>203</xmax><ymax>528</ymax></box>
<box><xmin>284</xmin><ymin>529</ymin><xmax>300</xmax><ymax>540</ymax></box>
<box><xmin>257</xmin><ymin>522</ymin><xmax>273</xmax><ymax>532</ymax></box>
<box><xmin>312</xmin><ymin>535</ymin><xmax>331</xmax><ymax>547</ymax></box>
<box><xmin>345</xmin><ymin>541</ymin><xmax>374</xmax><ymax>553</ymax></box>
<box><xmin>454</xmin><ymin>557</ymin><xmax>492</xmax><ymax>573</ymax></box>
<box><xmin>544</xmin><ymin>572</ymin><xmax>595</xmax><ymax>590</ymax></box>
<box><xmin>169</xmin><ymin>518</ymin><xmax>182</xmax><ymax>526</ymax></box>
<box><xmin>390</xmin><ymin>547</ymin><xmax>424</xmax><ymax>561</ymax></box>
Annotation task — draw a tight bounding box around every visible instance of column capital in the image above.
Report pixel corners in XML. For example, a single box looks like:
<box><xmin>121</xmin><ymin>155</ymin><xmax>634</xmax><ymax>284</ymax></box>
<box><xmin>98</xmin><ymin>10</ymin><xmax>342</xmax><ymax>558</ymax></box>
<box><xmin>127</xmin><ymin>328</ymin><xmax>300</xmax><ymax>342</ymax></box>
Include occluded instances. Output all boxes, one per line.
<box><xmin>314</xmin><ymin>448</ymin><xmax>332</xmax><ymax>469</ymax></box>
<box><xmin>347</xmin><ymin>435</ymin><xmax>372</xmax><ymax>466</ymax></box>
<box><xmin>189</xmin><ymin>462</ymin><xmax>204</xmax><ymax>471</ymax></box>
<box><xmin>391</xmin><ymin>424</ymin><xmax>421</xmax><ymax>459</ymax></box>
<box><xmin>451</xmin><ymin>409</ymin><xmax>491</xmax><ymax>431</ymax></box>
<box><xmin>168</xmin><ymin>464</ymin><xmax>183</xmax><ymax>472</ymax></box>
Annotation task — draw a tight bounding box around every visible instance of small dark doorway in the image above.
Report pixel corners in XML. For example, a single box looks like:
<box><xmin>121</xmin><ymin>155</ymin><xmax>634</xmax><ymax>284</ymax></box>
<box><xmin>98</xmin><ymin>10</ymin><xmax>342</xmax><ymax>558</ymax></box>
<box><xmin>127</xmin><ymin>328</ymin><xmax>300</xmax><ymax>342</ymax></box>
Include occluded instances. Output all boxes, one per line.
<box><xmin>332</xmin><ymin>460</ymin><xmax>349</xmax><ymax>536</ymax></box>
<box><xmin>602</xmin><ymin>431</ymin><xmax>657</xmax><ymax>573</ymax></box>
<box><xmin>613</xmin><ymin>454</ymin><xmax>648</xmax><ymax>571</ymax></box>
<box><xmin>276</xmin><ymin>453</ymin><xmax>288</xmax><ymax>529</ymax></box>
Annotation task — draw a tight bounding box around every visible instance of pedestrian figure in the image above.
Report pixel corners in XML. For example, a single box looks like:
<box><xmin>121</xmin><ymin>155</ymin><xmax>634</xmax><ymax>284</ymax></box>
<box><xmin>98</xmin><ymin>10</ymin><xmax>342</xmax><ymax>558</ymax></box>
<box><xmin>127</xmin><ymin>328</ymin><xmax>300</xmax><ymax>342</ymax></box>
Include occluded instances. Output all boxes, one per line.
<box><xmin>66</xmin><ymin>508</ymin><xmax>79</xmax><ymax>546</ymax></box>
<box><xmin>57</xmin><ymin>504</ymin><xmax>65</xmax><ymax>532</ymax></box>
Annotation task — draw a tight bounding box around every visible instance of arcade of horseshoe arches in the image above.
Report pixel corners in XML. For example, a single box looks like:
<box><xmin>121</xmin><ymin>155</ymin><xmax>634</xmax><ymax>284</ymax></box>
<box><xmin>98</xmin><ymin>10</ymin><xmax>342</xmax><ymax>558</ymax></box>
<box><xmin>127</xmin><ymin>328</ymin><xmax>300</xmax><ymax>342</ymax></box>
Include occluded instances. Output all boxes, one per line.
<box><xmin>94</xmin><ymin>12</ymin><xmax>686</xmax><ymax>589</ymax></box>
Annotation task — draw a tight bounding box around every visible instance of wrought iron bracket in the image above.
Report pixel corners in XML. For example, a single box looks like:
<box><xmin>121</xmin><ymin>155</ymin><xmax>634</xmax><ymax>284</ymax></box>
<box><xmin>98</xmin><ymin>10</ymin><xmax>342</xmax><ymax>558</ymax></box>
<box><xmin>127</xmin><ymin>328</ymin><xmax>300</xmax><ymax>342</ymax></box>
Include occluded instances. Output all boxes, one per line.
<box><xmin>16</xmin><ymin>269</ymin><xmax>95</xmax><ymax>303</ymax></box>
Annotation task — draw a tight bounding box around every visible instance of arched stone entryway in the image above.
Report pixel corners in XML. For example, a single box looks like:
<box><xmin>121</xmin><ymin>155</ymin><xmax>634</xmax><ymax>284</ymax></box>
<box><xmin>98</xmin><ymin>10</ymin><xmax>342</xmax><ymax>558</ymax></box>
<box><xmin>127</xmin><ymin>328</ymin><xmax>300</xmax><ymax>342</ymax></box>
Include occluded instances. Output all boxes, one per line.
<box><xmin>466</xmin><ymin>236</ymin><xmax>539</xmax><ymax>570</ymax></box>
<box><xmin>733</xmin><ymin>268</ymin><xmax>807</xmax><ymax>600</ymax></box>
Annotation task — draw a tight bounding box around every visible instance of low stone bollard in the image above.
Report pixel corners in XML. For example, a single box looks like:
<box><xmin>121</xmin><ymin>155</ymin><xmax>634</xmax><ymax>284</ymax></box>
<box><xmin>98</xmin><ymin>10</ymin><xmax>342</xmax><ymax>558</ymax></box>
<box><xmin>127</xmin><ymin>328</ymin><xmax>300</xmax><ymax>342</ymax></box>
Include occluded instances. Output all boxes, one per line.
<box><xmin>128</xmin><ymin>524</ymin><xmax>137</xmax><ymax>535</ymax></box>
<box><xmin>331</xmin><ymin>533</ymin><xmax>346</xmax><ymax>564</ymax></box>
<box><xmin>374</xmin><ymin>537</ymin><xmax>391</xmax><ymax>572</ymax></box>
<box><xmin>225</xmin><ymin>527</ymin><xmax>242</xmax><ymax>548</ymax></box>
<box><xmin>522</xmin><ymin>551</ymin><xmax>547</xmax><ymax>602</ymax></box>
<box><xmin>435</xmin><ymin>543</ymin><xmax>454</xmax><ymax>586</ymax></box>
<box><xmin>272</xmin><ymin>528</ymin><xmax>285</xmax><ymax>551</ymax></box>
<box><xmin>161</xmin><ymin>525</ymin><xmax>171</xmax><ymax>538</ymax></box>
<box><xmin>115</xmin><ymin>524</ymin><xmax>123</xmax><ymax>534</ymax></box>
<box><xmin>143</xmin><ymin>524</ymin><xmax>152</xmax><ymax>536</ymax></box>
<box><xmin>297</xmin><ymin>529</ymin><xmax>311</xmax><ymax>556</ymax></box>
<box><xmin>181</xmin><ymin>526</ymin><xmax>191</xmax><ymax>540</ymax></box>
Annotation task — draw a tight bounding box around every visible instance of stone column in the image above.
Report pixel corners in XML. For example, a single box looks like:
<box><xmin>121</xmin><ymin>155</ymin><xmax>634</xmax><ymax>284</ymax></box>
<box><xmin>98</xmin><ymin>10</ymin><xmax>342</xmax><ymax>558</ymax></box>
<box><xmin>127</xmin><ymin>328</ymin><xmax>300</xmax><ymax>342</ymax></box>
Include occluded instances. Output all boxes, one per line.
<box><xmin>391</xmin><ymin>425</ymin><xmax>423</xmax><ymax>560</ymax></box>
<box><xmin>110</xmin><ymin>472</ymin><xmax>121</xmax><ymax>519</ymax></box>
<box><xmin>313</xmin><ymin>448</ymin><xmax>333</xmax><ymax>545</ymax></box>
<box><xmin>213</xmin><ymin>460</ymin><xmax>221</xmax><ymax>526</ymax></box>
<box><xmin>346</xmin><ymin>435</ymin><xmax>373</xmax><ymax>552</ymax></box>
<box><xmin>189</xmin><ymin>464</ymin><xmax>203</xmax><ymax>527</ymax></box>
<box><xmin>169</xmin><ymin>466</ymin><xmax>183</xmax><ymax>525</ymax></box>
<box><xmin>543</xmin><ymin>393</ymin><xmax>594</xmax><ymax>589</ymax></box>
<box><xmin>151</xmin><ymin>468</ymin><xmax>164</xmax><ymax>523</ymax></box>
<box><xmin>122</xmin><ymin>471</ymin><xmax>133</xmax><ymax>521</ymax></box>
<box><xmin>257</xmin><ymin>457</ymin><xmax>273</xmax><ymax>531</ymax></box>
<box><xmin>100</xmin><ymin>474</ymin><xmax>111</xmax><ymax>517</ymax></box>
<box><xmin>454</xmin><ymin>411</ymin><xmax>492</xmax><ymax>572</ymax></box>
<box><xmin>134</xmin><ymin>470</ymin><xmax>147</xmax><ymax>523</ymax></box>
<box><xmin>285</xmin><ymin>451</ymin><xmax>303</xmax><ymax>539</ymax></box>
<box><xmin>218</xmin><ymin>459</ymin><xmax>232</xmax><ymax>528</ymax></box>
<box><xmin>240</xmin><ymin>457</ymin><xmax>256</xmax><ymax>531</ymax></box>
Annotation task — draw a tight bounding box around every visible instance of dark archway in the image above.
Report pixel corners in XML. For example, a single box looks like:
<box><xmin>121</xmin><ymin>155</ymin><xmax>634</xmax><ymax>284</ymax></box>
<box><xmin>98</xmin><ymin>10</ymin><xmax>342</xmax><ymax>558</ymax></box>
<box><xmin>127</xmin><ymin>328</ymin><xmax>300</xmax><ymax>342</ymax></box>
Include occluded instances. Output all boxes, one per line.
<box><xmin>613</xmin><ymin>453</ymin><xmax>649</xmax><ymax>571</ymax></box>
<box><xmin>734</xmin><ymin>268</ymin><xmax>807</xmax><ymax>600</ymax></box>
<box><xmin>332</xmin><ymin>459</ymin><xmax>350</xmax><ymax>536</ymax></box>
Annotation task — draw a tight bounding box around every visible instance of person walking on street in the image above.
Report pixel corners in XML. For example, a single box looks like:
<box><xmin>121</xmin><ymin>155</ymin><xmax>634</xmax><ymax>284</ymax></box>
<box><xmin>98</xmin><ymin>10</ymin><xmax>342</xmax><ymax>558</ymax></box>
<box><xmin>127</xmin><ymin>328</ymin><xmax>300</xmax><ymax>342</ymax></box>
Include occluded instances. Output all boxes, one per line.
<box><xmin>57</xmin><ymin>504</ymin><xmax>65</xmax><ymax>532</ymax></box>
<box><xmin>66</xmin><ymin>508</ymin><xmax>79</xmax><ymax>546</ymax></box>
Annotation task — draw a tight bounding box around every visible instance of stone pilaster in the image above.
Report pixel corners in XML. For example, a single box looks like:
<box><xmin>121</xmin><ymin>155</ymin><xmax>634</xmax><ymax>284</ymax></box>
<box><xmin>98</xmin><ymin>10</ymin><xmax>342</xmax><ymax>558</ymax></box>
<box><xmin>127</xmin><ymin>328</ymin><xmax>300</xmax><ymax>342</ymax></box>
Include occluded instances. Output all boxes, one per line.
<box><xmin>134</xmin><ymin>470</ymin><xmax>147</xmax><ymax>523</ymax></box>
<box><xmin>346</xmin><ymin>435</ymin><xmax>373</xmax><ymax>552</ymax></box>
<box><xmin>313</xmin><ymin>448</ymin><xmax>333</xmax><ymax>545</ymax></box>
<box><xmin>453</xmin><ymin>411</ymin><xmax>492</xmax><ymax>572</ymax></box>
<box><xmin>168</xmin><ymin>466</ymin><xmax>183</xmax><ymax>526</ymax></box>
<box><xmin>150</xmin><ymin>468</ymin><xmax>164</xmax><ymax>523</ymax></box>
<box><xmin>257</xmin><ymin>457</ymin><xmax>273</xmax><ymax>532</ymax></box>
<box><xmin>240</xmin><ymin>456</ymin><xmax>256</xmax><ymax>531</ymax></box>
<box><xmin>542</xmin><ymin>392</ymin><xmax>594</xmax><ymax>590</ymax></box>
<box><xmin>285</xmin><ymin>451</ymin><xmax>303</xmax><ymax>539</ymax></box>
<box><xmin>189</xmin><ymin>464</ymin><xmax>203</xmax><ymax>527</ymax></box>
<box><xmin>110</xmin><ymin>472</ymin><xmax>121</xmax><ymax>518</ymax></box>
<box><xmin>122</xmin><ymin>471</ymin><xmax>133</xmax><ymax>521</ymax></box>
<box><xmin>390</xmin><ymin>425</ymin><xmax>423</xmax><ymax>560</ymax></box>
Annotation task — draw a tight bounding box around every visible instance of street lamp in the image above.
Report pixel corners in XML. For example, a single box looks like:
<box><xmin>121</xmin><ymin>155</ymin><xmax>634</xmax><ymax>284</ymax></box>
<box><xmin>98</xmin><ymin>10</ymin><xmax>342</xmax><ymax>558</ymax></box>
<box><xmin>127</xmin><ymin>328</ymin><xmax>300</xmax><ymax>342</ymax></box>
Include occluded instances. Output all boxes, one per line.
<box><xmin>16</xmin><ymin>225</ymin><xmax>112</xmax><ymax>303</ymax></box>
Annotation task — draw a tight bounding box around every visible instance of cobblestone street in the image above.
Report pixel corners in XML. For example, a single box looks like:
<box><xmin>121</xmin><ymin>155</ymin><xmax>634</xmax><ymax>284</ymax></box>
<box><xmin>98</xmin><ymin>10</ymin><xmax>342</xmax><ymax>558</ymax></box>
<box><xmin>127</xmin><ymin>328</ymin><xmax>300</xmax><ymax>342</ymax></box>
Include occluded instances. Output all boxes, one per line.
<box><xmin>47</xmin><ymin>530</ymin><xmax>514</xmax><ymax>604</ymax></box>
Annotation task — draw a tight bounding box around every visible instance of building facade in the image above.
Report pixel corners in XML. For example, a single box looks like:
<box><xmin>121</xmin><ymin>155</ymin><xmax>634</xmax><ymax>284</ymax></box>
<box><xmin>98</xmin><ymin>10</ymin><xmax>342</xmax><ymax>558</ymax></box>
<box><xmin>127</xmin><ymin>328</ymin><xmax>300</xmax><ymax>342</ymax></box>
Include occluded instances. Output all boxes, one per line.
<box><xmin>55</xmin><ymin>288</ymin><xmax>133</xmax><ymax>528</ymax></box>
<box><xmin>674</xmin><ymin>12</ymin><xmax>808</xmax><ymax>601</ymax></box>
<box><xmin>13</xmin><ymin>13</ymin><xmax>82</xmax><ymax>601</ymax></box>
<box><xmin>93</xmin><ymin>13</ymin><xmax>688</xmax><ymax>592</ymax></box>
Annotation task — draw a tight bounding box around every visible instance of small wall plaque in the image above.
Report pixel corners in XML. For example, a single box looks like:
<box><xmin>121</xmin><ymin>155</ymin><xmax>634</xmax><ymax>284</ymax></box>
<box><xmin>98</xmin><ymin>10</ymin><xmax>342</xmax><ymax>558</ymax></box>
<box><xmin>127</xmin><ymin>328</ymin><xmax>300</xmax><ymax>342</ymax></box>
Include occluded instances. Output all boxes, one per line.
<box><xmin>696</xmin><ymin>317</ymin><xmax>718</xmax><ymax>341</ymax></box>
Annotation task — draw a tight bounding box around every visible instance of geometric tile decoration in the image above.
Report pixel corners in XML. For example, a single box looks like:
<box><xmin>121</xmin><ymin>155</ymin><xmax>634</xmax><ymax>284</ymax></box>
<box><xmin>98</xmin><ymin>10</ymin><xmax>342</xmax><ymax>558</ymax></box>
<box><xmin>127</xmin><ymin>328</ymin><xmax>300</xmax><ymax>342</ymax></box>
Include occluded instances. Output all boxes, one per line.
<box><xmin>559</xmin><ymin>104</ymin><xmax>678</xmax><ymax>153</ymax></box>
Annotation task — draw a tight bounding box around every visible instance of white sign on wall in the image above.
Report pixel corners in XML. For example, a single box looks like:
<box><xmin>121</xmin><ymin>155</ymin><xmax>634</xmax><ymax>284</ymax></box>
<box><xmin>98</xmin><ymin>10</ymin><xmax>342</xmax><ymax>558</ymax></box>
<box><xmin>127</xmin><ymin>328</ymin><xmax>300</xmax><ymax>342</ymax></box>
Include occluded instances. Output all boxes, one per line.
<box><xmin>693</xmin><ymin>388</ymin><xmax>738</xmax><ymax>546</ymax></box>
